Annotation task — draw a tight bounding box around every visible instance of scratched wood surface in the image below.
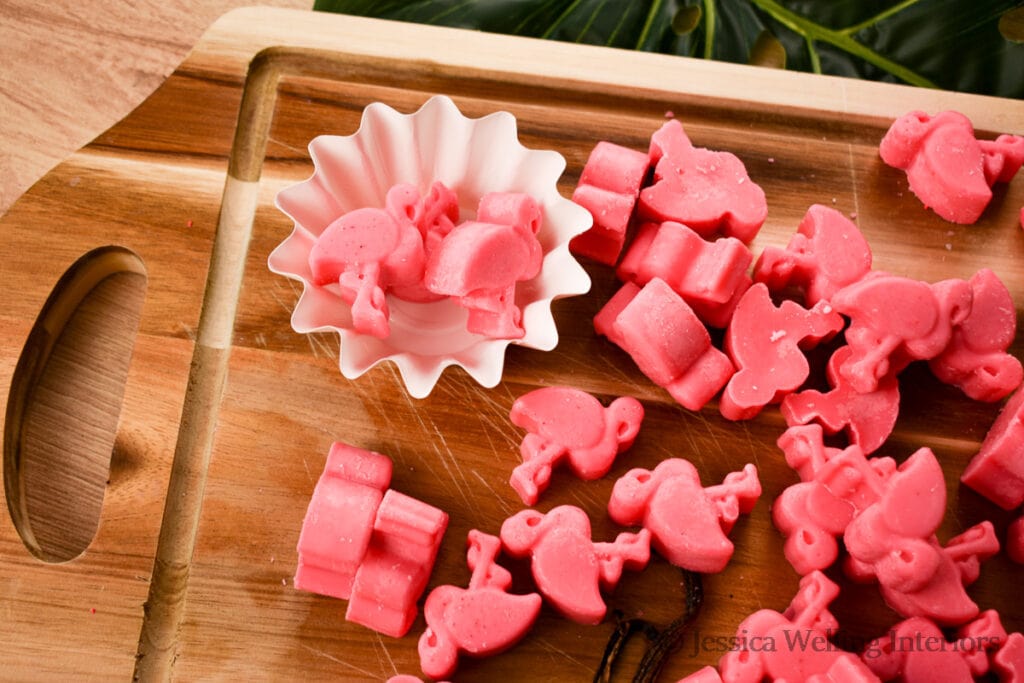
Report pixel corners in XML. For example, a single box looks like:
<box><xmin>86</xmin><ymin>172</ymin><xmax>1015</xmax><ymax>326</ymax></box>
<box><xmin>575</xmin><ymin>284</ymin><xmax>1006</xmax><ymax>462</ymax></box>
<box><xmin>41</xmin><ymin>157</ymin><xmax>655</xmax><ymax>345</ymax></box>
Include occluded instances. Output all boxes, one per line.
<box><xmin>1</xmin><ymin>7</ymin><xmax>1023</xmax><ymax>681</ymax></box>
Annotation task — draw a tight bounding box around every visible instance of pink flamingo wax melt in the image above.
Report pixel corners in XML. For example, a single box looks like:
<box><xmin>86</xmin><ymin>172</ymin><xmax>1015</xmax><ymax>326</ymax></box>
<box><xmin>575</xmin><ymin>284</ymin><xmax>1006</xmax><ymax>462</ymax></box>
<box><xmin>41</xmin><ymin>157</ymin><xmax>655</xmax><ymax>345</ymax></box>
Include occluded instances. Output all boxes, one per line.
<box><xmin>508</xmin><ymin>386</ymin><xmax>644</xmax><ymax>506</ymax></box>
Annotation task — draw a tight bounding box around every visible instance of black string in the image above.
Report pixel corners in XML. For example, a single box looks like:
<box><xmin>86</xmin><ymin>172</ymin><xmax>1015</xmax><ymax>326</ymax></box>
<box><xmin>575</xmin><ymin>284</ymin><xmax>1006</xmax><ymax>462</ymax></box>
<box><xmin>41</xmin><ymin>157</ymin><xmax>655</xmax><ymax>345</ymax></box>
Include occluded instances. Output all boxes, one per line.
<box><xmin>592</xmin><ymin>571</ymin><xmax>704</xmax><ymax>683</ymax></box>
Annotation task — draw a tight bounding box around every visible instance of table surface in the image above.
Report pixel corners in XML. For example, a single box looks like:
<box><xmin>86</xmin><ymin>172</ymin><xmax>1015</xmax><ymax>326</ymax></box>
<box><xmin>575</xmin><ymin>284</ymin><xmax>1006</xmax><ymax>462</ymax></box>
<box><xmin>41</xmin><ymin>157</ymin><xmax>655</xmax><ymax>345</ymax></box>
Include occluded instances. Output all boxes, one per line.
<box><xmin>0</xmin><ymin>0</ymin><xmax>308</xmax><ymax>217</ymax></box>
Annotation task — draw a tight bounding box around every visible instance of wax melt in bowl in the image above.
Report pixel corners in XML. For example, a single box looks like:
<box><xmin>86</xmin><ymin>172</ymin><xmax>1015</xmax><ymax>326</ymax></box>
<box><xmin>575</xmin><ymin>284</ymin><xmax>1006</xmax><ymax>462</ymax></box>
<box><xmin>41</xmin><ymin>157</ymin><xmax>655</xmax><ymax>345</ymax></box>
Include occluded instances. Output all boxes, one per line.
<box><xmin>268</xmin><ymin>95</ymin><xmax>592</xmax><ymax>398</ymax></box>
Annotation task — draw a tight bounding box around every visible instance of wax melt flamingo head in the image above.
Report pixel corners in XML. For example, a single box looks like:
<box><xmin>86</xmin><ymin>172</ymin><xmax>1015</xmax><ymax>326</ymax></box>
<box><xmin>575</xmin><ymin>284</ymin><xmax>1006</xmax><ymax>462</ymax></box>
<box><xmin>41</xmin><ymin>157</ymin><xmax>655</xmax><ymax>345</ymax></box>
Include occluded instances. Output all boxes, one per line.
<box><xmin>269</xmin><ymin>95</ymin><xmax>591</xmax><ymax>398</ymax></box>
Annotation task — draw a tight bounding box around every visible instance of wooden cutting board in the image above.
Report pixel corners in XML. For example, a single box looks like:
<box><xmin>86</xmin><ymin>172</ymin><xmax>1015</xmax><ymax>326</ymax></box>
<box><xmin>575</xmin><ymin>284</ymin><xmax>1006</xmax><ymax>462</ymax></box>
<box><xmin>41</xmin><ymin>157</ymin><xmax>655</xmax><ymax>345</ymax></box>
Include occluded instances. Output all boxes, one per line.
<box><xmin>1</xmin><ymin>7</ymin><xmax>1022</xmax><ymax>681</ymax></box>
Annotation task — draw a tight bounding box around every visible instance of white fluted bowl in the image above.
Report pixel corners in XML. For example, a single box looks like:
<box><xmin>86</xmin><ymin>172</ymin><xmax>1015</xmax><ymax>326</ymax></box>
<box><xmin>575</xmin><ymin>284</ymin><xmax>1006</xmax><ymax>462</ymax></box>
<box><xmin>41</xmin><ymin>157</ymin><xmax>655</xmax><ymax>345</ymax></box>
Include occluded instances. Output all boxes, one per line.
<box><xmin>268</xmin><ymin>95</ymin><xmax>592</xmax><ymax>398</ymax></box>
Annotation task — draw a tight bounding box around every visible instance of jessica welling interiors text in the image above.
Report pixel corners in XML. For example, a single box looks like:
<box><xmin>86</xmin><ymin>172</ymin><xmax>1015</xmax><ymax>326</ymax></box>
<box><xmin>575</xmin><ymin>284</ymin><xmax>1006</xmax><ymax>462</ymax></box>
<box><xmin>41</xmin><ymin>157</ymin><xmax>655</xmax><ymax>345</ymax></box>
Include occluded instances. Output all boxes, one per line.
<box><xmin>685</xmin><ymin>627</ymin><xmax>1002</xmax><ymax>659</ymax></box>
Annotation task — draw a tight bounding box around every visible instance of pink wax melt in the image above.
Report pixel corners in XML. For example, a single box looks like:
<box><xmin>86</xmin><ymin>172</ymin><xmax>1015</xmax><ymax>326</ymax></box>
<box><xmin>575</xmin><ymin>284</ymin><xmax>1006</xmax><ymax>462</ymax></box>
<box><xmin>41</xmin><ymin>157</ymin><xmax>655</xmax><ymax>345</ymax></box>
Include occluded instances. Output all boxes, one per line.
<box><xmin>419</xmin><ymin>530</ymin><xmax>541</xmax><ymax>680</ymax></box>
<box><xmin>830</xmin><ymin>272</ymin><xmax>973</xmax><ymax>394</ymax></box>
<box><xmin>754</xmin><ymin>204</ymin><xmax>873</xmax><ymax>306</ymax></box>
<box><xmin>294</xmin><ymin>443</ymin><xmax>392</xmax><ymax>600</ymax></box>
<box><xmin>862</xmin><ymin>614</ymin><xmax>1000</xmax><ymax>681</ymax></box>
<box><xmin>616</xmin><ymin>220</ymin><xmax>753</xmax><ymax>328</ymax></box>
<box><xmin>570</xmin><ymin>140</ymin><xmax>650</xmax><ymax>265</ymax></box>
<box><xmin>594</xmin><ymin>279</ymin><xmax>734</xmax><ymax>410</ymax></box>
<box><xmin>639</xmin><ymin>120</ymin><xmax>768</xmax><ymax>243</ymax></box>
<box><xmin>881</xmin><ymin>112</ymin><xmax>1024</xmax><ymax>225</ymax></box>
<box><xmin>980</xmin><ymin>134</ymin><xmax>1024</xmax><ymax>185</ymax></box>
<box><xmin>720</xmin><ymin>282</ymin><xmax>844</xmax><ymax>421</ymax></box>
<box><xmin>781</xmin><ymin>345</ymin><xmax>900</xmax><ymax>456</ymax></box>
<box><xmin>499</xmin><ymin>505</ymin><xmax>650</xmax><ymax>625</ymax></box>
<box><xmin>961</xmin><ymin>384</ymin><xmax>1024</xmax><ymax>510</ymax></box>
<box><xmin>995</xmin><ymin>632</ymin><xmax>1024</xmax><ymax>682</ymax></box>
<box><xmin>293</xmin><ymin>442</ymin><xmax>448</xmax><ymax>638</ymax></box>
<box><xmin>309</xmin><ymin>184</ymin><xmax>429</xmax><ymax>338</ymax></box>
<box><xmin>1009</xmin><ymin>516</ymin><xmax>1024</xmax><ymax>564</ymax></box>
<box><xmin>508</xmin><ymin>386</ymin><xmax>644</xmax><ymax>506</ymax></box>
<box><xmin>843</xmin><ymin>447</ymin><xmax>999</xmax><ymax>625</ymax></box>
<box><xmin>608</xmin><ymin>458</ymin><xmax>760</xmax><ymax>573</ymax></box>
<box><xmin>880</xmin><ymin>110</ymin><xmax>992</xmax><ymax>224</ymax></box>
<box><xmin>773</xmin><ymin>428</ymin><xmax>899</xmax><ymax>575</ymax></box>
<box><xmin>928</xmin><ymin>268</ymin><xmax>1022</xmax><ymax>402</ymax></box>
<box><xmin>424</xmin><ymin>192</ymin><xmax>543</xmax><ymax>339</ymax></box>
<box><xmin>718</xmin><ymin>571</ymin><xmax>880</xmax><ymax>683</ymax></box>
<box><xmin>675</xmin><ymin>667</ymin><xmax>724</xmax><ymax>683</ymax></box>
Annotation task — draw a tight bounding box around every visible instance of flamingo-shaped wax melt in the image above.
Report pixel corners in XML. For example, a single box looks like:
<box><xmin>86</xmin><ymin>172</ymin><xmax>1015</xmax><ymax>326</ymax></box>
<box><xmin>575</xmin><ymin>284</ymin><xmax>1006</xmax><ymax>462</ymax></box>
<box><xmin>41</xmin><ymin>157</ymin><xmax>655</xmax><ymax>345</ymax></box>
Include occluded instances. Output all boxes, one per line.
<box><xmin>772</xmin><ymin>425</ymin><xmax>898</xmax><ymax>575</ymax></box>
<box><xmin>608</xmin><ymin>459</ymin><xmax>760</xmax><ymax>573</ymax></box>
<box><xmin>419</xmin><ymin>531</ymin><xmax>541</xmax><ymax>680</ymax></box>
<box><xmin>308</xmin><ymin>184</ymin><xmax>429</xmax><ymax>338</ymax></box>
<box><xmin>961</xmin><ymin>384</ymin><xmax>1024</xmax><ymax>511</ymax></box>
<box><xmin>754</xmin><ymin>204</ymin><xmax>873</xmax><ymax>307</ymax></box>
<box><xmin>499</xmin><ymin>505</ymin><xmax>651</xmax><ymax>625</ymax></box>
<box><xmin>508</xmin><ymin>386</ymin><xmax>644</xmax><ymax>506</ymax></box>
<box><xmin>843</xmin><ymin>446</ymin><xmax>999</xmax><ymax>626</ymax></box>
<box><xmin>781</xmin><ymin>345</ymin><xmax>901</xmax><ymax>456</ymax></box>
<box><xmin>293</xmin><ymin>443</ymin><xmax>448</xmax><ymax>638</ymax></box>
<box><xmin>928</xmin><ymin>268</ymin><xmax>1022</xmax><ymax>403</ymax></box>
<box><xmin>830</xmin><ymin>272</ymin><xmax>973</xmax><ymax>394</ymax></box>
<box><xmin>720</xmin><ymin>282</ymin><xmax>844</xmax><ymax>421</ymax></box>
<box><xmin>570</xmin><ymin>140</ymin><xmax>650</xmax><ymax>265</ymax></box>
<box><xmin>639</xmin><ymin>119</ymin><xmax>767</xmax><ymax>243</ymax></box>
<box><xmin>862</xmin><ymin>612</ymin><xmax>1007</xmax><ymax>682</ymax></box>
<box><xmin>594</xmin><ymin>279</ymin><xmax>734</xmax><ymax>411</ymax></box>
<box><xmin>616</xmin><ymin>220</ymin><xmax>752</xmax><ymax>328</ymax></box>
<box><xmin>718</xmin><ymin>571</ymin><xmax>881</xmax><ymax>683</ymax></box>
<box><xmin>880</xmin><ymin>111</ymin><xmax>1024</xmax><ymax>224</ymax></box>
<box><xmin>424</xmin><ymin>192</ymin><xmax>543</xmax><ymax>339</ymax></box>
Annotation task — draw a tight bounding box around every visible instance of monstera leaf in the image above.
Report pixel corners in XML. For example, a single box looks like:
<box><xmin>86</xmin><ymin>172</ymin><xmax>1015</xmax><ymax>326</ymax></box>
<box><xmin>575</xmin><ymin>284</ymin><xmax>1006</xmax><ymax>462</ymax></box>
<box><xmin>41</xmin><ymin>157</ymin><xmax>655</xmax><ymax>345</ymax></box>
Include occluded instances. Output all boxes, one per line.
<box><xmin>314</xmin><ymin>0</ymin><xmax>1024</xmax><ymax>99</ymax></box>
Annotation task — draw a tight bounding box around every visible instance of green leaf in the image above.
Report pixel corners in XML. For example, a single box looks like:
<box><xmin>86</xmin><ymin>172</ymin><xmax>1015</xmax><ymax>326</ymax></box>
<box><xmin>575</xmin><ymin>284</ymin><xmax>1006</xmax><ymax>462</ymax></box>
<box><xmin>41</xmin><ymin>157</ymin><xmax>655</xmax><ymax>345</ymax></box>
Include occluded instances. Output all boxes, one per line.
<box><xmin>314</xmin><ymin>0</ymin><xmax>1024</xmax><ymax>98</ymax></box>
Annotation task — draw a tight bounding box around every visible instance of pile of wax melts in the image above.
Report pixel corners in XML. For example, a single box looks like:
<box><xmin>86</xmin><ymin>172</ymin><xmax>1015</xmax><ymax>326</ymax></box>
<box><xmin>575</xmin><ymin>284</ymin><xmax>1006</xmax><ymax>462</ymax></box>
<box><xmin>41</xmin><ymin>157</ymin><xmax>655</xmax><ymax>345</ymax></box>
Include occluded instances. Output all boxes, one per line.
<box><xmin>296</xmin><ymin>387</ymin><xmax>761</xmax><ymax>679</ymax></box>
<box><xmin>308</xmin><ymin>182</ymin><xmax>543</xmax><ymax>340</ymax></box>
<box><xmin>294</xmin><ymin>109</ymin><xmax>1024</xmax><ymax>681</ymax></box>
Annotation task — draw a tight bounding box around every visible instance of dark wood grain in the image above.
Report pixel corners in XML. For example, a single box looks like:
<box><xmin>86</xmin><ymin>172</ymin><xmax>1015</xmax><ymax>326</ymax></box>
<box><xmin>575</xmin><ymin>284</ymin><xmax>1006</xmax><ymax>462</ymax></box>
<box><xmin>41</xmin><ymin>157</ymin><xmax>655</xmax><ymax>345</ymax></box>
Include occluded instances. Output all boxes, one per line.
<box><xmin>1</xmin><ymin>8</ymin><xmax>1022</xmax><ymax>681</ymax></box>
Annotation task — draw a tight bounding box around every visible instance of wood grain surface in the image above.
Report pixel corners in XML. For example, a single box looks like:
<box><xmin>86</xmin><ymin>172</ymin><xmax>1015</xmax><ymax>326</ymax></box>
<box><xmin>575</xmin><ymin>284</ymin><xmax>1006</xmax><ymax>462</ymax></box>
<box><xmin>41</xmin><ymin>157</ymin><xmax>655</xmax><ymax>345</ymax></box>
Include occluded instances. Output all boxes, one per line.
<box><xmin>1</xmin><ymin>7</ymin><xmax>1023</xmax><ymax>681</ymax></box>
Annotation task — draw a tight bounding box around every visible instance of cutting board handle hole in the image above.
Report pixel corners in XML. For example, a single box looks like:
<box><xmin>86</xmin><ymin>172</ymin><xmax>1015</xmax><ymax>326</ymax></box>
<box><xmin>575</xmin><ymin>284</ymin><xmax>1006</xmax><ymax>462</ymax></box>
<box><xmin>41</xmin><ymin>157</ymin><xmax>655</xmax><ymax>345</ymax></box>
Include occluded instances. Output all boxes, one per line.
<box><xmin>4</xmin><ymin>246</ymin><xmax>148</xmax><ymax>563</ymax></box>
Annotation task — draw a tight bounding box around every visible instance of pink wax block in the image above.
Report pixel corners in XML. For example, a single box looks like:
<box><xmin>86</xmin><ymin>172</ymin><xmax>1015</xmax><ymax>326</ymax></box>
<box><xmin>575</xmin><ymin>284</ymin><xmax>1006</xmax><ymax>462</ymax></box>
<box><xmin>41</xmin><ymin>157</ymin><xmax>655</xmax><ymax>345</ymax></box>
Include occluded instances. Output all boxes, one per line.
<box><xmin>1009</xmin><ymin>516</ymin><xmax>1024</xmax><ymax>564</ymax></box>
<box><xmin>994</xmin><ymin>632</ymin><xmax>1024</xmax><ymax>683</ymax></box>
<box><xmin>508</xmin><ymin>386</ymin><xmax>644</xmax><ymax>506</ymax></box>
<box><xmin>718</xmin><ymin>571</ymin><xmax>880</xmax><ymax>683</ymax></box>
<box><xmin>640</xmin><ymin>120</ymin><xmax>768</xmax><ymax>243</ymax></box>
<box><xmin>980</xmin><ymin>134</ymin><xmax>1024</xmax><ymax>185</ymax></box>
<box><xmin>347</xmin><ymin>489</ymin><xmax>448</xmax><ymax>637</ymax></box>
<box><xmin>293</xmin><ymin>443</ymin><xmax>392</xmax><ymax>600</ymax></box>
<box><xmin>961</xmin><ymin>384</ymin><xmax>1024</xmax><ymax>510</ymax></box>
<box><xmin>594</xmin><ymin>279</ymin><xmax>734</xmax><ymax>410</ymax></box>
<box><xmin>831</xmin><ymin>272</ymin><xmax>973</xmax><ymax>394</ymax></box>
<box><xmin>616</xmin><ymin>220</ymin><xmax>753</xmax><ymax>327</ymax></box>
<box><xmin>499</xmin><ymin>505</ymin><xmax>650</xmax><ymax>625</ymax></box>
<box><xmin>721</xmin><ymin>282</ymin><xmax>844</xmax><ymax>421</ymax></box>
<box><xmin>424</xmin><ymin>202</ymin><xmax>543</xmax><ymax>338</ymax></box>
<box><xmin>879</xmin><ymin>110</ymin><xmax>992</xmax><ymax>224</ymax></box>
<box><xmin>844</xmin><ymin>448</ymin><xmax>999</xmax><ymax>625</ymax></box>
<box><xmin>753</xmin><ymin>204</ymin><xmax>873</xmax><ymax>306</ymax></box>
<box><xmin>929</xmin><ymin>268</ymin><xmax>1022</xmax><ymax>402</ymax></box>
<box><xmin>419</xmin><ymin>531</ymin><xmax>541</xmax><ymax>680</ymax></box>
<box><xmin>608</xmin><ymin>459</ymin><xmax>760</xmax><ymax>573</ymax></box>
<box><xmin>781</xmin><ymin>345</ymin><xmax>901</xmax><ymax>455</ymax></box>
<box><xmin>390</xmin><ymin>181</ymin><xmax>459</xmax><ymax>303</ymax></box>
<box><xmin>862</xmin><ymin>615</ymin><xmax>995</xmax><ymax>681</ymax></box>
<box><xmin>570</xmin><ymin>141</ymin><xmax>650</xmax><ymax>265</ymax></box>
